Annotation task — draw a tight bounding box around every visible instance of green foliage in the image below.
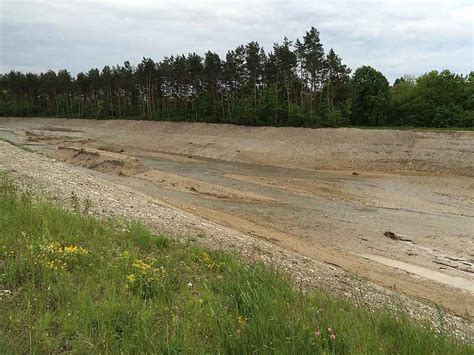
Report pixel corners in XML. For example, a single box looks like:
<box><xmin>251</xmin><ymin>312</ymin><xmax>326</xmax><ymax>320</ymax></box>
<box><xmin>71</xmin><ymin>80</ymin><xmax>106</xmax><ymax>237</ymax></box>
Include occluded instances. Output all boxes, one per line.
<box><xmin>0</xmin><ymin>27</ymin><xmax>354</xmax><ymax>128</ymax></box>
<box><xmin>1</xmin><ymin>27</ymin><xmax>470</xmax><ymax>128</ymax></box>
<box><xmin>327</xmin><ymin>109</ymin><xmax>343</xmax><ymax>127</ymax></box>
<box><xmin>288</xmin><ymin>103</ymin><xmax>306</xmax><ymax>126</ymax></box>
<box><xmin>0</xmin><ymin>175</ymin><xmax>472</xmax><ymax>353</ymax></box>
<box><xmin>391</xmin><ymin>70</ymin><xmax>469</xmax><ymax>127</ymax></box>
<box><xmin>257</xmin><ymin>84</ymin><xmax>279</xmax><ymax>125</ymax></box>
<box><xmin>351</xmin><ymin>66</ymin><xmax>391</xmax><ymax>126</ymax></box>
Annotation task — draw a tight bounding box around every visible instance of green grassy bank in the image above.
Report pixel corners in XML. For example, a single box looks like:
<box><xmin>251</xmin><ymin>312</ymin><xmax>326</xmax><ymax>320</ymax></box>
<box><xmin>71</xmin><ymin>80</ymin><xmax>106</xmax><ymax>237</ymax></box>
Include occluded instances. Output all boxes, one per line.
<box><xmin>0</xmin><ymin>173</ymin><xmax>471</xmax><ymax>354</ymax></box>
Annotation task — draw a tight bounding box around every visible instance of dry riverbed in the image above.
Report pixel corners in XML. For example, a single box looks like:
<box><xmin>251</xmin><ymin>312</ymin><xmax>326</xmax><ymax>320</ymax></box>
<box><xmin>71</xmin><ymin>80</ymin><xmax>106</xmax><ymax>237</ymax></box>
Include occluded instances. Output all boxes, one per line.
<box><xmin>0</xmin><ymin>117</ymin><xmax>473</xmax><ymax>339</ymax></box>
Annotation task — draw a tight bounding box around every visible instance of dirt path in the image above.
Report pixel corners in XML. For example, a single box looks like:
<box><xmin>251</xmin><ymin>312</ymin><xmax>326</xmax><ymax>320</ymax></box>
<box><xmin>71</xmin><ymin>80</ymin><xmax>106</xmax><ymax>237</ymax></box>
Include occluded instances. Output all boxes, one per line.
<box><xmin>0</xmin><ymin>117</ymin><xmax>473</xmax><ymax>338</ymax></box>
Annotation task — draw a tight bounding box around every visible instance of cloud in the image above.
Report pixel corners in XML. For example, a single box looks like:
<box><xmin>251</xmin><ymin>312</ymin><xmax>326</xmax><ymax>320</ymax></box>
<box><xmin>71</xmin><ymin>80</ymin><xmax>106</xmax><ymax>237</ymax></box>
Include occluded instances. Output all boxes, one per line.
<box><xmin>0</xmin><ymin>0</ymin><xmax>472</xmax><ymax>82</ymax></box>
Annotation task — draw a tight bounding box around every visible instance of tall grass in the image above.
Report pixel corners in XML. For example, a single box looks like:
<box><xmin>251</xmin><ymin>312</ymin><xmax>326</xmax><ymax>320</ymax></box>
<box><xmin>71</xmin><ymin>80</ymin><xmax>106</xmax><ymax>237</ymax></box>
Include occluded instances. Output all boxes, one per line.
<box><xmin>0</xmin><ymin>173</ymin><xmax>471</xmax><ymax>354</ymax></box>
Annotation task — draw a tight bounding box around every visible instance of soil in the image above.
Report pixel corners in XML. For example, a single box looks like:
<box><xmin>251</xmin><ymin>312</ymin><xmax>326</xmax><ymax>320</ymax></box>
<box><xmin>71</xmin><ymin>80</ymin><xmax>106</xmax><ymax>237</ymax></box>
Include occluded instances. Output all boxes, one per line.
<box><xmin>0</xmin><ymin>117</ymin><xmax>473</xmax><ymax>339</ymax></box>
<box><xmin>57</xmin><ymin>146</ymin><xmax>147</xmax><ymax>176</ymax></box>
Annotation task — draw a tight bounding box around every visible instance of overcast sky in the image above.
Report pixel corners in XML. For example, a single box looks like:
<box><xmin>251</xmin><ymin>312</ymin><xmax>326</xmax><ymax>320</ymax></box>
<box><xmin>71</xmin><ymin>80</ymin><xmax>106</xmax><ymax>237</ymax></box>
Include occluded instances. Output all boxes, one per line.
<box><xmin>0</xmin><ymin>0</ymin><xmax>472</xmax><ymax>82</ymax></box>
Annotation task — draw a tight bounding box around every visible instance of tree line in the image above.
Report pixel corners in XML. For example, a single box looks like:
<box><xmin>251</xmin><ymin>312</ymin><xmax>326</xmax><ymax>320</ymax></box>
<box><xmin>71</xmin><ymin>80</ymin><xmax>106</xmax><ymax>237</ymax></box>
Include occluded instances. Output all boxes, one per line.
<box><xmin>1</xmin><ymin>27</ymin><xmax>473</xmax><ymax>128</ymax></box>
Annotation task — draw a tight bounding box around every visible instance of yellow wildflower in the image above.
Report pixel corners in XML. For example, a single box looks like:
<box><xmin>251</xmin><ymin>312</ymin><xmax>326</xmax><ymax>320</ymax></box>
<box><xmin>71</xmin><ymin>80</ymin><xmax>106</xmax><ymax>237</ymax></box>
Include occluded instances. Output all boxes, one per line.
<box><xmin>61</xmin><ymin>244</ymin><xmax>89</xmax><ymax>255</ymax></box>
<box><xmin>194</xmin><ymin>251</ymin><xmax>221</xmax><ymax>269</ymax></box>
<box><xmin>132</xmin><ymin>259</ymin><xmax>152</xmax><ymax>272</ymax></box>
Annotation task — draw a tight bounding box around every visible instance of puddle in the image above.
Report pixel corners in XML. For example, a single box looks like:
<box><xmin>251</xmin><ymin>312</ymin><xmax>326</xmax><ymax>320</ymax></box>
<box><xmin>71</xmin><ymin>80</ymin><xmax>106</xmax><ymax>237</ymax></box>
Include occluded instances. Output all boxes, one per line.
<box><xmin>359</xmin><ymin>254</ymin><xmax>474</xmax><ymax>293</ymax></box>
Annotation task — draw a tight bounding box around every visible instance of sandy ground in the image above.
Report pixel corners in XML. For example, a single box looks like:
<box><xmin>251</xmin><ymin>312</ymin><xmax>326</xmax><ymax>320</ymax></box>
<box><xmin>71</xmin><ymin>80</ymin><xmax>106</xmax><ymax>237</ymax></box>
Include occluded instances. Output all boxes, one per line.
<box><xmin>0</xmin><ymin>117</ymin><xmax>473</xmax><ymax>337</ymax></box>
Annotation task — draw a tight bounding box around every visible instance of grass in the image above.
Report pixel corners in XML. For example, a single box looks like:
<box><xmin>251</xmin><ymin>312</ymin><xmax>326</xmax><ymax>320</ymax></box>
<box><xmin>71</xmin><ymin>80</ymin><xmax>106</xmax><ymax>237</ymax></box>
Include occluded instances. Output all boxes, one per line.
<box><xmin>0</xmin><ymin>173</ymin><xmax>471</xmax><ymax>354</ymax></box>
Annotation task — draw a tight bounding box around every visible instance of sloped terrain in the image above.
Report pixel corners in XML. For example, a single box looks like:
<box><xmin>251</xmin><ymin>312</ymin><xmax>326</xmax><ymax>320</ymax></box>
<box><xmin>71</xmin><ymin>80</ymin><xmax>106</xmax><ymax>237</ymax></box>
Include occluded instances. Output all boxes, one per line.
<box><xmin>0</xmin><ymin>117</ymin><xmax>473</xmax><ymax>328</ymax></box>
<box><xmin>1</xmin><ymin>117</ymin><xmax>473</xmax><ymax>175</ymax></box>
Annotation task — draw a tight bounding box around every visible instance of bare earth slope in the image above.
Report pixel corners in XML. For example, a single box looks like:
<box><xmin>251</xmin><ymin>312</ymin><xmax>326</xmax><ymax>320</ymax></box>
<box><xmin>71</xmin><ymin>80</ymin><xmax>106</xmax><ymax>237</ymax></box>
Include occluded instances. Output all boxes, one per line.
<box><xmin>0</xmin><ymin>117</ymin><xmax>473</xmax><ymax>338</ymax></box>
<box><xmin>1</xmin><ymin>117</ymin><xmax>473</xmax><ymax>175</ymax></box>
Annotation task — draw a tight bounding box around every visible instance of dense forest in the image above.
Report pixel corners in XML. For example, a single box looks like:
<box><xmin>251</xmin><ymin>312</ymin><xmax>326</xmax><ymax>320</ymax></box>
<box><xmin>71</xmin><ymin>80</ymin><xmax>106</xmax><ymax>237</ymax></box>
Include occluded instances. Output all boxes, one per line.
<box><xmin>1</xmin><ymin>27</ymin><xmax>473</xmax><ymax>128</ymax></box>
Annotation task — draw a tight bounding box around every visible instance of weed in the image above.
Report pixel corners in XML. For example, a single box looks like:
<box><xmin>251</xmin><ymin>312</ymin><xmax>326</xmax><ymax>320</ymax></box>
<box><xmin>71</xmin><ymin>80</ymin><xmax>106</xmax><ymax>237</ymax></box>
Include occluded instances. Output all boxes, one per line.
<box><xmin>83</xmin><ymin>196</ymin><xmax>92</xmax><ymax>214</ymax></box>
<box><xmin>70</xmin><ymin>191</ymin><xmax>80</xmax><ymax>213</ymax></box>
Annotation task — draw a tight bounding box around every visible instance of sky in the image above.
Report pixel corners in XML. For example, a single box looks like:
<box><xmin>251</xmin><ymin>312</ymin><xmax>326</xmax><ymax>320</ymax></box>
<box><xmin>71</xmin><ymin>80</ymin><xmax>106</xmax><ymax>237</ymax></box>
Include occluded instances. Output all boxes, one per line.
<box><xmin>0</xmin><ymin>0</ymin><xmax>472</xmax><ymax>82</ymax></box>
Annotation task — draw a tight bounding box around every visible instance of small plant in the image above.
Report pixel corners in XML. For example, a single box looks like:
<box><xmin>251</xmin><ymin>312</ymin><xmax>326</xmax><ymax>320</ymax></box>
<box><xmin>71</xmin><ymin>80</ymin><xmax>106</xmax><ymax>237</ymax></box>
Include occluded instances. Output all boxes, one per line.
<box><xmin>187</xmin><ymin>232</ymin><xmax>206</xmax><ymax>243</ymax></box>
<box><xmin>154</xmin><ymin>234</ymin><xmax>169</xmax><ymax>249</ymax></box>
<box><xmin>32</xmin><ymin>241</ymin><xmax>90</xmax><ymax>271</ymax></box>
<box><xmin>83</xmin><ymin>196</ymin><xmax>92</xmax><ymax>214</ymax></box>
<box><xmin>0</xmin><ymin>172</ymin><xmax>16</xmax><ymax>195</ymax></box>
<box><xmin>124</xmin><ymin>222</ymin><xmax>170</xmax><ymax>252</ymax></box>
<box><xmin>197</xmin><ymin>232</ymin><xmax>206</xmax><ymax>239</ymax></box>
<box><xmin>70</xmin><ymin>191</ymin><xmax>80</xmax><ymax>213</ymax></box>
<box><xmin>125</xmin><ymin>258</ymin><xmax>167</xmax><ymax>299</ymax></box>
<box><xmin>193</xmin><ymin>250</ymin><xmax>221</xmax><ymax>270</ymax></box>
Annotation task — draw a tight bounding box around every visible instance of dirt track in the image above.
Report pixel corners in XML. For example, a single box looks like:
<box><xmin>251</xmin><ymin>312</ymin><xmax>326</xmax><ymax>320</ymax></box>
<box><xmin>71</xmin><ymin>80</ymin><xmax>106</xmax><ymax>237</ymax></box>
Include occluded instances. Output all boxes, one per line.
<box><xmin>0</xmin><ymin>117</ymin><xmax>473</xmax><ymax>326</ymax></box>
